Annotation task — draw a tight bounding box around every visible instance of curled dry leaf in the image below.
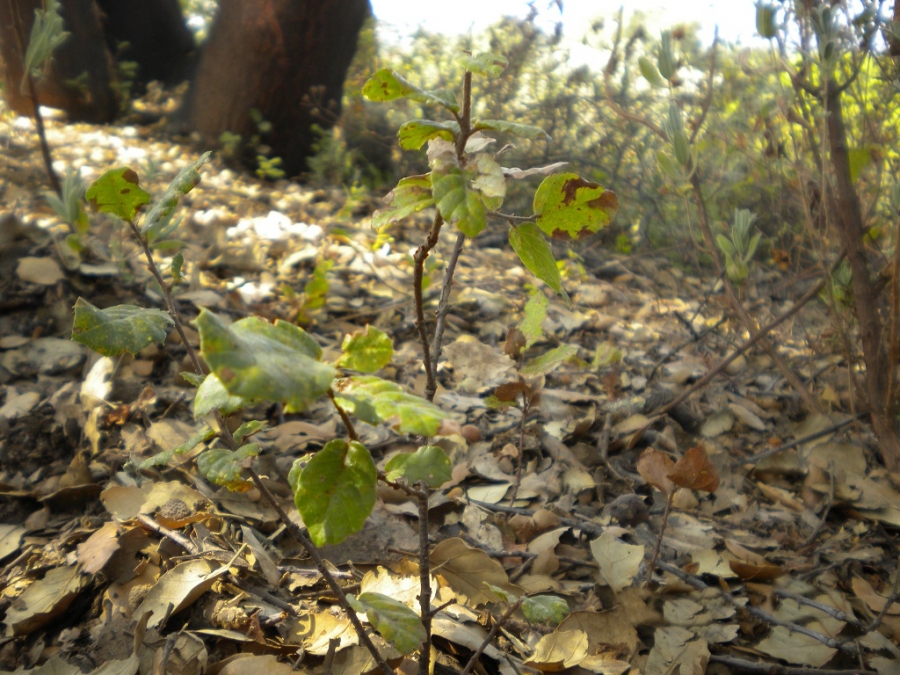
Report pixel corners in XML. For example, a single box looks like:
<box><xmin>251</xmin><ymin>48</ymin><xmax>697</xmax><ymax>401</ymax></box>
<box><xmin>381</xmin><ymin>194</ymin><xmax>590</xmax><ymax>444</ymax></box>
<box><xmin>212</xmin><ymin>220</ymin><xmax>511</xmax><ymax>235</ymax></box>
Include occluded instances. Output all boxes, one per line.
<box><xmin>668</xmin><ymin>446</ymin><xmax>719</xmax><ymax>494</ymax></box>
<box><xmin>637</xmin><ymin>448</ymin><xmax>676</xmax><ymax>496</ymax></box>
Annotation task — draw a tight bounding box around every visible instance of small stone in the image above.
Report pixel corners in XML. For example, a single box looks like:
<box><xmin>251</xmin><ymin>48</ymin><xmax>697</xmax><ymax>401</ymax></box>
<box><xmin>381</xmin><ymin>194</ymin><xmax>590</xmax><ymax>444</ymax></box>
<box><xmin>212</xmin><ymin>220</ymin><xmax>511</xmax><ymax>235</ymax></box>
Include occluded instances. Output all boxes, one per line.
<box><xmin>461</xmin><ymin>424</ymin><xmax>481</xmax><ymax>443</ymax></box>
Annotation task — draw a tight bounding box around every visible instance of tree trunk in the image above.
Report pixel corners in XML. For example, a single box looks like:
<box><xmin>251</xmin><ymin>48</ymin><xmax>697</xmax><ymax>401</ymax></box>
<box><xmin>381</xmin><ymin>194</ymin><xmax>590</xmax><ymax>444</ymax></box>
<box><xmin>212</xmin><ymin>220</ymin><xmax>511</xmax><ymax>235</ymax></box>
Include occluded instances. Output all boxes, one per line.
<box><xmin>181</xmin><ymin>0</ymin><xmax>370</xmax><ymax>177</ymax></box>
<box><xmin>94</xmin><ymin>0</ymin><xmax>195</xmax><ymax>87</ymax></box>
<box><xmin>823</xmin><ymin>85</ymin><xmax>900</xmax><ymax>471</ymax></box>
<box><xmin>0</xmin><ymin>0</ymin><xmax>117</xmax><ymax>122</ymax></box>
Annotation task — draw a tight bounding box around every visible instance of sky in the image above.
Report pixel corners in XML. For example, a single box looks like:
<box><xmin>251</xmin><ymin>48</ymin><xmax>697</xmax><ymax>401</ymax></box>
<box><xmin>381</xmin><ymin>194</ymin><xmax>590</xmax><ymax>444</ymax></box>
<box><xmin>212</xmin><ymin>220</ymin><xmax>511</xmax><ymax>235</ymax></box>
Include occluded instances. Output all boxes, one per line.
<box><xmin>369</xmin><ymin>0</ymin><xmax>761</xmax><ymax>48</ymax></box>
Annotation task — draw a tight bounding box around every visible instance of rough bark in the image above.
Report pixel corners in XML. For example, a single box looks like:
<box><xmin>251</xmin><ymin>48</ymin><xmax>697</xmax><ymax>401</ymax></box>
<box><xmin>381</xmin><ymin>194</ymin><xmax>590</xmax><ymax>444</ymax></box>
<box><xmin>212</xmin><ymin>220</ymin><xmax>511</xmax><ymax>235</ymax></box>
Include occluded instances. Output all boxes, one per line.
<box><xmin>0</xmin><ymin>0</ymin><xmax>117</xmax><ymax>122</ymax></box>
<box><xmin>181</xmin><ymin>0</ymin><xmax>370</xmax><ymax>177</ymax></box>
<box><xmin>823</xmin><ymin>85</ymin><xmax>900</xmax><ymax>471</ymax></box>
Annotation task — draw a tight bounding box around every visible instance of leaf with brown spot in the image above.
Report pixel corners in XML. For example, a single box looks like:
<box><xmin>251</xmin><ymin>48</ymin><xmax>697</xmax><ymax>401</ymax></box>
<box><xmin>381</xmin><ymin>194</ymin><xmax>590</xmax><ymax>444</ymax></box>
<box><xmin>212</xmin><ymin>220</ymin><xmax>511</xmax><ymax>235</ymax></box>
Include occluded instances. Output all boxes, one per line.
<box><xmin>534</xmin><ymin>172</ymin><xmax>618</xmax><ymax>240</ymax></box>
<box><xmin>668</xmin><ymin>446</ymin><xmax>719</xmax><ymax>493</ymax></box>
<box><xmin>85</xmin><ymin>167</ymin><xmax>151</xmax><ymax>222</ymax></box>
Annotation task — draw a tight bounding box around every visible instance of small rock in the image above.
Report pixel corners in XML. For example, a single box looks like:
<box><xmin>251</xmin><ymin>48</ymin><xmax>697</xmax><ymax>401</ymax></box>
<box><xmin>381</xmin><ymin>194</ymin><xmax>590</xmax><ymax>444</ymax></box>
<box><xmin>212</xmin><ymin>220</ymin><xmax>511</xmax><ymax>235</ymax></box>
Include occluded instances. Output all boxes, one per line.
<box><xmin>0</xmin><ymin>391</ymin><xmax>41</xmax><ymax>420</ymax></box>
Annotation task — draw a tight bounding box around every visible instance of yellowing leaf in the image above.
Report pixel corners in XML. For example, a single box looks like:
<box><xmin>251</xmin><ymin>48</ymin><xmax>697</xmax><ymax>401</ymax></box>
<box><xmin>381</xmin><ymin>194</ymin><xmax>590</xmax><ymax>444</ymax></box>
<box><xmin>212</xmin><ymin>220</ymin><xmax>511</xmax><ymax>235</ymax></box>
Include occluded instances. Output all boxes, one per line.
<box><xmin>590</xmin><ymin>531</ymin><xmax>644</xmax><ymax>593</ymax></box>
<box><xmin>534</xmin><ymin>172</ymin><xmax>618</xmax><ymax>240</ymax></box>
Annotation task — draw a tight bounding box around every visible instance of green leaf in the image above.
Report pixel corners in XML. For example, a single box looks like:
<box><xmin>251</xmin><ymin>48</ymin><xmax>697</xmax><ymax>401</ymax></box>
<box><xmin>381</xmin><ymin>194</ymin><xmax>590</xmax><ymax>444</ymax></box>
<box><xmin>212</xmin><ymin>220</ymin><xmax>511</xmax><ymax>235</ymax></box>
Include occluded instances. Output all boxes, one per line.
<box><xmin>715</xmin><ymin>234</ymin><xmax>735</xmax><ymax>257</ymax></box>
<box><xmin>460</xmin><ymin>52</ymin><xmax>508</xmax><ymax>77</ymax></box>
<box><xmin>141</xmin><ymin>153</ymin><xmax>211</xmax><ymax>237</ymax></box>
<box><xmin>638</xmin><ymin>56</ymin><xmax>666</xmax><ymax>87</ymax></box>
<box><xmin>592</xmin><ymin>342</ymin><xmax>622</xmax><ymax>369</ymax></box>
<box><xmin>384</xmin><ymin>445</ymin><xmax>452</xmax><ymax>488</ymax></box>
<box><xmin>72</xmin><ymin>297</ymin><xmax>173</xmax><ymax>356</ymax></box>
<box><xmin>287</xmin><ymin>453</ymin><xmax>314</xmax><ymax>494</ymax></box>
<box><xmin>362</xmin><ymin>68</ymin><xmax>459</xmax><ymax>112</ymax></box>
<box><xmin>656</xmin><ymin>151</ymin><xmax>685</xmax><ymax>182</ymax></box>
<box><xmin>334</xmin><ymin>376</ymin><xmax>451</xmax><ymax>437</ymax></box>
<box><xmin>430</xmin><ymin>142</ymin><xmax>505</xmax><ymax>238</ymax></box>
<box><xmin>181</xmin><ymin>372</ymin><xmax>205</xmax><ymax>387</ymax></box>
<box><xmin>195</xmin><ymin>309</ymin><xmax>335</xmax><ymax>411</ymax></box>
<box><xmin>522</xmin><ymin>344</ymin><xmax>579</xmax><ymax>376</ymax></box>
<box><xmin>138</xmin><ymin>426</ymin><xmax>216</xmax><ymax>469</ymax></box>
<box><xmin>170</xmin><ymin>252</ymin><xmax>184</xmax><ymax>282</ymax></box>
<box><xmin>508</xmin><ymin>223</ymin><xmax>568</xmax><ymax>299</ymax></box>
<box><xmin>747</xmin><ymin>232</ymin><xmax>762</xmax><ymax>260</ymax></box>
<box><xmin>233</xmin><ymin>420</ymin><xmax>266</xmax><ymax>445</ymax></box>
<box><xmin>197</xmin><ymin>443</ymin><xmax>260</xmax><ymax>491</ymax></box>
<box><xmin>522</xmin><ymin>595</ymin><xmax>568</xmax><ymax>625</ymax></box>
<box><xmin>23</xmin><ymin>0</ymin><xmax>68</xmax><ymax>82</ymax></box>
<box><xmin>347</xmin><ymin>592</ymin><xmax>425</xmax><ymax>655</ymax></box>
<box><xmin>521</xmin><ymin>291</ymin><xmax>549</xmax><ymax>348</ymax></box>
<box><xmin>338</xmin><ymin>326</ymin><xmax>394</xmax><ymax>373</ymax></box>
<box><xmin>484</xmin><ymin>583</ymin><xmax>518</xmax><ymax>604</ymax></box>
<box><xmin>294</xmin><ymin>439</ymin><xmax>376</xmax><ymax>546</ymax></box>
<box><xmin>372</xmin><ymin>175</ymin><xmax>435</xmax><ymax>231</ymax></box>
<box><xmin>303</xmin><ymin>258</ymin><xmax>333</xmax><ymax>311</ymax></box>
<box><xmin>193</xmin><ymin>373</ymin><xmax>252</xmax><ymax>418</ymax></box>
<box><xmin>85</xmin><ymin>168</ymin><xmax>151</xmax><ymax>222</ymax></box>
<box><xmin>658</xmin><ymin>30</ymin><xmax>676</xmax><ymax>80</ymax></box>
<box><xmin>473</xmin><ymin>119</ymin><xmax>550</xmax><ymax>140</ymax></box>
<box><xmin>756</xmin><ymin>2</ymin><xmax>778</xmax><ymax>38</ymax></box>
<box><xmin>848</xmin><ymin>147</ymin><xmax>872</xmax><ymax>184</ymax></box>
<box><xmin>398</xmin><ymin>120</ymin><xmax>457</xmax><ymax>151</ymax></box>
<box><xmin>533</xmin><ymin>173</ymin><xmax>618</xmax><ymax>240</ymax></box>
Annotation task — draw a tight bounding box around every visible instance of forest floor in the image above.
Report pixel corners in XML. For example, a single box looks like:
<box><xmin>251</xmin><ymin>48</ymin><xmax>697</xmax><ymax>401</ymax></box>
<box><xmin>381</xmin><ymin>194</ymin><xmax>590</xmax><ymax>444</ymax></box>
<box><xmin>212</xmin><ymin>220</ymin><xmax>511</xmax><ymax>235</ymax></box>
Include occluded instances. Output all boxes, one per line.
<box><xmin>0</xmin><ymin>99</ymin><xmax>899</xmax><ymax>675</ymax></box>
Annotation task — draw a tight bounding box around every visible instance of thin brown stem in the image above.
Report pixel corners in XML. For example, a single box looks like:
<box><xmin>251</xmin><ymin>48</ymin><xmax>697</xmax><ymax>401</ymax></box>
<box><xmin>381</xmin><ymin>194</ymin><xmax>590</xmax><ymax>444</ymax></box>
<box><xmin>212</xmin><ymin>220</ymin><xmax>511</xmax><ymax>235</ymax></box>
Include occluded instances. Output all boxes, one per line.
<box><xmin>413</xmin><ymin>213</ymin><xmax>444</xmax><ymax>399</ymax></box>
<box><xmin>506</xmin><ymin>395</ymin><xmax>530</xmax><ymax>506</ymax></box>
<box><xmin>26</xmin><ymin>75</ymin><xmax>61</xmax><ymax>197</ymax></box>
<box><xmin>247</xmin><ymin>468</ymin><xmax>393</xmax><ymax>675</ymax></box>
<box><xmin>128</xmin><ymin>221</ymin><xmax>203</xmax><ymax>376</ymax></box>
<box><xmin>415</xmin><ymin>485</ymin><xmax>432</xmax><ymax>675</ymax></box>
<box><xmin>645</xmin><ymin>492</ymin><xmax>673</xmax><ymax>583</ymax></box>
<box><xmin>688</xmin><ymin>171</ymin><xmax>822</xmax><ymax>414</ymax></box>
<box><xmin>651</xmin><ymin>253</ymin><xmax>844</xmax><ymax>417</ymax></box>
<box><xmin>327</xmin><ymin>389</ymin><xmax>358</xmax><ymax>442</ymax></box>
<box><xmin>427</xmin><ymin>232</ymin><xmax>465</xmax><ymax>401</ymax></box>
<box><xmin>459</xmin><ymin>599</ymin><xmax>522</xmax><ymax>675</ymax></box>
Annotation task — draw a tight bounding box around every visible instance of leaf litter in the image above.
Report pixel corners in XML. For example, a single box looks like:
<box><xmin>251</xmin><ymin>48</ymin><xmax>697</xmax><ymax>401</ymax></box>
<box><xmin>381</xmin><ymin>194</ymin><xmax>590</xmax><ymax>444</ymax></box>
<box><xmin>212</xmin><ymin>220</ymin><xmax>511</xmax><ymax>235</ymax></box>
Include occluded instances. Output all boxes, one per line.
<box><xmin>0</xmin><ymin>105</ymin><xmax>900</xmax><ymax>675</ymax></box>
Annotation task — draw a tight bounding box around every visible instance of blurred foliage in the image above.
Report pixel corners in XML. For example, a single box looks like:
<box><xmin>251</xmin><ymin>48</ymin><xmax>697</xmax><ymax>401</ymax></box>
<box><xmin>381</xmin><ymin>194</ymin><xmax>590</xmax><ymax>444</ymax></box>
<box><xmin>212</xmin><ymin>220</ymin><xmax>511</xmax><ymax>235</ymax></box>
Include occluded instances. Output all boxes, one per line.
<box><xmin>301</xmin><ymin>3</ymin><xmax>900</xmax><ymax>270</ymax></box>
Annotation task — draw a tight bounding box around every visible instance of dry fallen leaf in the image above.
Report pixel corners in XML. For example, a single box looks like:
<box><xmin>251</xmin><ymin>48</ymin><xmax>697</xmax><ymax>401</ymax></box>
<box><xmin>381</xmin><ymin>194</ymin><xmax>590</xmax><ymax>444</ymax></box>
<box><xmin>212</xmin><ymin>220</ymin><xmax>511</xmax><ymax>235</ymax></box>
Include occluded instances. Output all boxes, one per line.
<box><xmin>668</xmin><ymin>446</ymin><xmax>719</xmax><ymax>493</ymax></box>
<box><xmin>637</xmin><ymin>447</ymin><xmax>676</xmax><ymax>496</ymax></box>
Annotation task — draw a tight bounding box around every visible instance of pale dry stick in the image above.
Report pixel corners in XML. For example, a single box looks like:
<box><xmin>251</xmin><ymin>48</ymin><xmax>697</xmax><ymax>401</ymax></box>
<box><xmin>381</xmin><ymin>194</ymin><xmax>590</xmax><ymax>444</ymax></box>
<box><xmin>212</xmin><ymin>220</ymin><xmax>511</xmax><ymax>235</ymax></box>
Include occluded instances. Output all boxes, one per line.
<box><xmin>801</xmin><ymin>460</ymin><xmax>835</xmax><ymax>548</ymax></box>
<box><xmin>136</xmin><ymin>514</ymin><xmax>297</xmax><ymax>617</ymax></box>
<box><xmin>838</xmin><ymin>562</ymin><xmax>900</xmax><ymax>648</ymax></box>
<box><xmin>655</xmin><ymin>558</ymin><xmax>861</xmax><ymax>656</ymax></box>
<box><xmin>773</xmin><ymin>589</ymin><xmax>864</xmax><ymax>629</ymax></box>
<box><xmin>650</xmin><ymin>254</ymin><xmax>844</xmax><ymax>418</ymax></box>
<box><xmin>428</xmin><ymin>231</ymin><xmax>466</xmax><ymax>402</ymax></box>
<box><xmin>708</xmin><ymin>655</ymin><xmax>875</xmax><ymax>675</ymax></box>
<box><xmin>742</xmin><ymin>413</ymin><xmax>860</xmax><ymax>465</ymax></box>
<box><xmin>458</xmin><ymin>599</ymin><xmax>523</xmax><ymax>675</ymax></box>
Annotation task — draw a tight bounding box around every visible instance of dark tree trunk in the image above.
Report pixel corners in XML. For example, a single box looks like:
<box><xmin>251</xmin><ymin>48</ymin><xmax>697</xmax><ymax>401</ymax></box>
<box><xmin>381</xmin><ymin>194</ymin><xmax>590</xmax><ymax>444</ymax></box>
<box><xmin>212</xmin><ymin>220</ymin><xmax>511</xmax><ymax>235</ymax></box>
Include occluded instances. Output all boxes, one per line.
<box><xmin>0</xmin><ymin>0</ymin><xmax>117</xmax><ymax>122</ymax></box>
<box><xmin>182</xmin><ymin>0</ymin><xmax>371</xmax><ymax>177</ymax></box>
<box><xmin>94</xmin><ymin>0</ymin><xmax>195</xmax><ymax>87</ymax></box>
